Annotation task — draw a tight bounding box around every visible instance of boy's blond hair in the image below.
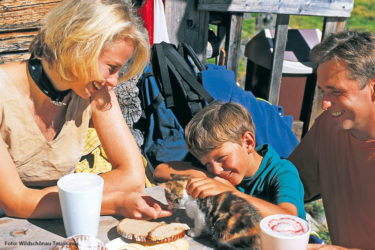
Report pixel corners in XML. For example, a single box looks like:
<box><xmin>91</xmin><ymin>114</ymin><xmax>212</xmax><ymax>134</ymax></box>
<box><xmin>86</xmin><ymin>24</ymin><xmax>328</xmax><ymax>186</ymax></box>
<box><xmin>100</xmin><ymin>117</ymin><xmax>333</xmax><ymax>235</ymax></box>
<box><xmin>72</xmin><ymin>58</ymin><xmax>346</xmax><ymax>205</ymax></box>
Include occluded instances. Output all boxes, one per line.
<box><xmin>29</xmin><ymin>0</ymin><xmax>149</xmax><ymax>84</ymax></box>
<box><xmin>185</xmin><ymin>101</ymin><xmax>255</xmax><ymax>159</ymax></box>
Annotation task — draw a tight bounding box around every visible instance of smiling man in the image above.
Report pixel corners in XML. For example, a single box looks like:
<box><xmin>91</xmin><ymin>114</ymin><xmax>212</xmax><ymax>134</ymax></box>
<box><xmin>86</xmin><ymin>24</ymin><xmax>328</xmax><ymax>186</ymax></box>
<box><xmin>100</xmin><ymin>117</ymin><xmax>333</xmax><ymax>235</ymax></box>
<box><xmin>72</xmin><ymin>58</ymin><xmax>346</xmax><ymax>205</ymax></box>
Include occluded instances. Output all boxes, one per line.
<box><xmin>288</xmin><ymin>30</ymin><xmax>375</xmax><ymax>249</ymax></box>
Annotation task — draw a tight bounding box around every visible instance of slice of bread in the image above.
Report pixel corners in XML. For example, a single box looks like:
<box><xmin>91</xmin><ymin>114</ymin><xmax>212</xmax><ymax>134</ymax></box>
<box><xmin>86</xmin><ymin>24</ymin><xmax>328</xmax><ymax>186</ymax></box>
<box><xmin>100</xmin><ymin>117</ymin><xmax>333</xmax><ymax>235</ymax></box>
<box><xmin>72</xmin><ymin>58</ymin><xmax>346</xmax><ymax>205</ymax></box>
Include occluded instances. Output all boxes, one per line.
<box><xmin>117</xmin><ymin>218</ymin><xmax>165</xmax><ymax>242</ymax></box>
<box><xmin>149</xmin><ymin>222</ymin><xmax>190</xmax><ymax>242</ymax></box>
<box><xmin>117</xmin><ymin>218</ymin><xmax>190</xmax><ymax>243</ymax></box>
<box><xmin>120</xmin><ymin>238</ymin><xmax>190</xmax><ymax>250</ymax></box>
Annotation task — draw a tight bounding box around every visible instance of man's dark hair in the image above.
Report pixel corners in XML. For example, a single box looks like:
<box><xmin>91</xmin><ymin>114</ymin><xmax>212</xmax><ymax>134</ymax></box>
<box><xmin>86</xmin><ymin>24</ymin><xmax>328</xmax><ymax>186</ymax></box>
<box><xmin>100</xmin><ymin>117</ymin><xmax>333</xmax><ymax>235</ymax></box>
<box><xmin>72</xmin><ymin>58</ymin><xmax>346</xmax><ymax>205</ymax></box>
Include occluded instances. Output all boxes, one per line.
<box><xmin>310</xmin><ymin>30</ymin><xmax>375</xmax><ymax>89</ymax></box>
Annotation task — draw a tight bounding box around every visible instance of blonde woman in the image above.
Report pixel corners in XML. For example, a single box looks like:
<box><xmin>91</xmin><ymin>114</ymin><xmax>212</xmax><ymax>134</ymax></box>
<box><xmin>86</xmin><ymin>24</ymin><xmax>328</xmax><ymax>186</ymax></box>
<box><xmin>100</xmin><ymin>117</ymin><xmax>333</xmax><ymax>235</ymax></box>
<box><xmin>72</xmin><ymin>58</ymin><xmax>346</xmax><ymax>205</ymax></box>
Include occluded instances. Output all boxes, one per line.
<box><xmin>0</xmin><ymin>0</ymin><xmax>171</xmax><ymax>220</ymax></box>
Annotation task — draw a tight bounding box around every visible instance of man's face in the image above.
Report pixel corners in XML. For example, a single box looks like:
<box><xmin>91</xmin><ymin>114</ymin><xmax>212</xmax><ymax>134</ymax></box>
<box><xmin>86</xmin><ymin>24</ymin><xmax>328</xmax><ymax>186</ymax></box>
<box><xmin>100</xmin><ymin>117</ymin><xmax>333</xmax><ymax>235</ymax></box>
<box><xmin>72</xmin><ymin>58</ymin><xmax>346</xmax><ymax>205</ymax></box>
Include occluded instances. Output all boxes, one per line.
<box><xmin>198</xmin><ymin>141</ymin><xmax>251</xmax><ymax>186</ymax></box>
<box><xmin>317</xmin><ymin>60</ymin><xmax>375</xmax><ymax>139</ymax></box>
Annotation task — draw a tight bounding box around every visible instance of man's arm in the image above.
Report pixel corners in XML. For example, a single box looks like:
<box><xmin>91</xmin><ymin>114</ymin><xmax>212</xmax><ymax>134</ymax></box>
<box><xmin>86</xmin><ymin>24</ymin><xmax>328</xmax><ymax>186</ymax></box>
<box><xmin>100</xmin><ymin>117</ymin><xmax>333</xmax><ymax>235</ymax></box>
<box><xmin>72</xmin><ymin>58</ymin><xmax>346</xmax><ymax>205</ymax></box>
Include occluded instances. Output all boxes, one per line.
<box><xmin>308</xmin><ymin>244</ymin><xmax>363</xmax><ymax>250</ymax></box>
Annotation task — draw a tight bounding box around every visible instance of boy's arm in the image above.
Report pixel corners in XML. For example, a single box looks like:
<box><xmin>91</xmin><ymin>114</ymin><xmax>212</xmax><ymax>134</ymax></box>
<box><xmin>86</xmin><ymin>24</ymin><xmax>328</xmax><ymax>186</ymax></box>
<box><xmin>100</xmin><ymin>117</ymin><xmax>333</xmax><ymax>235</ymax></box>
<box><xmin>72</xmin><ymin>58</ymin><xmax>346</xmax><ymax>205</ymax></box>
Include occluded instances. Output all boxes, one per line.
<box><xmin>153</xmin><ymin>161</ymin><xmax>214</xmax><ymax>181</ymax></box>
<box><xmin>233</xmin><ymin>191</ymin><xmax>298</xmax><ymax>218</ymax></box>
<box><xmin>187</xmin><ymin>176</ymin><xmax>298</xmax><ymax>218</ymax></box>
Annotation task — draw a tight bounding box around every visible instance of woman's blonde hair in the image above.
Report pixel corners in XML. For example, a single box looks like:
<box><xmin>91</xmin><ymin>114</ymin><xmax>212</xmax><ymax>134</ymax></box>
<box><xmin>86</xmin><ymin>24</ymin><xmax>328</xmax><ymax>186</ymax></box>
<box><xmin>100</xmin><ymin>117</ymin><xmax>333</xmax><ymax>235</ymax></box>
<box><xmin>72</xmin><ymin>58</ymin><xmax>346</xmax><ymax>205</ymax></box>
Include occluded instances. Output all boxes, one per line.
<box><xmin>185</xmin><ymin>101</ymin><xmax>255</xmax><ymax>159</ymax></box>
<box><xmin>29</xmin><ymin>0</ymin><xmax>149</xmax><ymax>84</ymax></box>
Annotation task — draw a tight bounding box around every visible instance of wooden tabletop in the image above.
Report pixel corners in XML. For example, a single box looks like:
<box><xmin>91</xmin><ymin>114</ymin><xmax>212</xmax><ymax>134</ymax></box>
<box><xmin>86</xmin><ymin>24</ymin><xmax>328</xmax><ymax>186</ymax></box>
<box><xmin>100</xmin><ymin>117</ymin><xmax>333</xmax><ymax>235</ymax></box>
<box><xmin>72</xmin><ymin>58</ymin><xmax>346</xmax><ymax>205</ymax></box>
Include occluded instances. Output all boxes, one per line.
<box><xmin>0</xmin><ymin>186</ymin><xmax>214</xmax><ymax>249</ymax></box>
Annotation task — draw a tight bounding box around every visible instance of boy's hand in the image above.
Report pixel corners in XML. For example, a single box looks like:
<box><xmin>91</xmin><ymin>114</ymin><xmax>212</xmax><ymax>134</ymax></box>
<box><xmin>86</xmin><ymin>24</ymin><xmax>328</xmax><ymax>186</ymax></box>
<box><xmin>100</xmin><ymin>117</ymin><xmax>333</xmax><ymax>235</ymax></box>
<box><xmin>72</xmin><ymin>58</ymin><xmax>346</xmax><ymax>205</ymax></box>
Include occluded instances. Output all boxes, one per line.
<box><xmin>186</xmin><ymin>177</ymin><xmax>237</xmax><ymax>199</ymax></box>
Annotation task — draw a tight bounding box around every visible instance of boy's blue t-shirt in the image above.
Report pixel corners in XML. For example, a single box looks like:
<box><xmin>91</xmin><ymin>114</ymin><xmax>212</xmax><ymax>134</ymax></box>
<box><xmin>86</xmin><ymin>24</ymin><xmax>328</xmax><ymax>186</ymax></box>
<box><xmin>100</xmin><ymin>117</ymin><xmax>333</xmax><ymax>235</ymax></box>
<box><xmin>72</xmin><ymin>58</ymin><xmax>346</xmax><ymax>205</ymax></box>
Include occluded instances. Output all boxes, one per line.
<box><xmin>237</xmin><ymin>144</ymin><xmax>306</xmax><ymax>219</ymax></box>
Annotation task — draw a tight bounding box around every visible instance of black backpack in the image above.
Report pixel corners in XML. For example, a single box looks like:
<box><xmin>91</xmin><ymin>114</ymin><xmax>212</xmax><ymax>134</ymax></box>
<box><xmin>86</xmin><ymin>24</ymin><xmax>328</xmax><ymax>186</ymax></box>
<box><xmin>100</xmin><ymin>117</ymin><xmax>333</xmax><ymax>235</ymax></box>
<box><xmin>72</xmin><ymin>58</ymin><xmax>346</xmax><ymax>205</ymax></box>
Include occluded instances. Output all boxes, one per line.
<box><xmin>150</xmin><ymin>42</ymin><xmax>214</xmax><ymax>128</ymax></box>
<box><xmin>135</xmin><ymin>42</ymin><xmax>213</xmax><ymax>167</ymax></box>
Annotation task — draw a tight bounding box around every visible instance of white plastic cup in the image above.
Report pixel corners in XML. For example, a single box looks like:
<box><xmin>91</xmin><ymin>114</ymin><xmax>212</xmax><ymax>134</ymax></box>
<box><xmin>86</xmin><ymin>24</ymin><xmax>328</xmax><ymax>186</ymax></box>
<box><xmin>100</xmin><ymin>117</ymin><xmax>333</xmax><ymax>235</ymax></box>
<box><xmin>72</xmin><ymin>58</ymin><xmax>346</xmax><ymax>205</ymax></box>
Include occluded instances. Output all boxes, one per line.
<box><xmin>57</xmin><ymin>173</ymin><xmax>104</xmax><ymax>237</ymax></box>
<box><xmin>260</xmin><ymin>214</ymin><xmax>311</xmax><ymax>250</ymax></box>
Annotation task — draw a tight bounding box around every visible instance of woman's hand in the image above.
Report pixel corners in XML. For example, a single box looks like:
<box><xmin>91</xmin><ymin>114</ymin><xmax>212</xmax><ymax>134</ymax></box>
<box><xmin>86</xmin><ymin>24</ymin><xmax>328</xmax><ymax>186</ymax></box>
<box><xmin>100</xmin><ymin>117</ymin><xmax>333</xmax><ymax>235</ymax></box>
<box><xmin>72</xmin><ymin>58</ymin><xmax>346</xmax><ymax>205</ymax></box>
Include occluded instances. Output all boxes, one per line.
<box><xmin>186</xmin><ymin>176</ymin><xmax>237</xmax><ymax>199</ymax></box>
<box><xmin>115</xmin><ymin>192</ymin><xmax>172</xmax><ymax>220</ymax></box>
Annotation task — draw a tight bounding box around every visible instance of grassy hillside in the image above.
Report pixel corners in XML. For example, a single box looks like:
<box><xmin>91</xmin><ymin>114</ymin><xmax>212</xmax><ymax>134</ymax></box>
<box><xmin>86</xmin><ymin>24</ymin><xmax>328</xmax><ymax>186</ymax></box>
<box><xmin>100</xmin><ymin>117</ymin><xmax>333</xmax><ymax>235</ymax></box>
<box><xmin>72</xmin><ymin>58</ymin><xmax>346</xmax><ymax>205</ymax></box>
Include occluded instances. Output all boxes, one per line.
<box><xmin>289</xmin><ymin>0</ymin><xmax>375</xmax><ymax>32</ymax></box>
<box><xmin>347</xmin><ymin>0</ymin><xmax>375</xmax><ymax>32</ymax></box>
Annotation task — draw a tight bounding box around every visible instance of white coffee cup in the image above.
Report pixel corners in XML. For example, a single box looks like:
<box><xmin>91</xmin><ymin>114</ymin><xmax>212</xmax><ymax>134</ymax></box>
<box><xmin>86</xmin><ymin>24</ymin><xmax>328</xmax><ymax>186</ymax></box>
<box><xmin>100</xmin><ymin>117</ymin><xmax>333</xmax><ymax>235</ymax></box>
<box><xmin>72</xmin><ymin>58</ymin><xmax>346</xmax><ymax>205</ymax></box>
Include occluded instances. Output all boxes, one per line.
<box><xmin>260</xmin><ymin>214</ymin><xmax>310</xmax><ymax>250</ymax></box>
<box><xmin>57</xmin><ymin>173</ymin><xmax>104</xmax><ymax>237</ymax></box>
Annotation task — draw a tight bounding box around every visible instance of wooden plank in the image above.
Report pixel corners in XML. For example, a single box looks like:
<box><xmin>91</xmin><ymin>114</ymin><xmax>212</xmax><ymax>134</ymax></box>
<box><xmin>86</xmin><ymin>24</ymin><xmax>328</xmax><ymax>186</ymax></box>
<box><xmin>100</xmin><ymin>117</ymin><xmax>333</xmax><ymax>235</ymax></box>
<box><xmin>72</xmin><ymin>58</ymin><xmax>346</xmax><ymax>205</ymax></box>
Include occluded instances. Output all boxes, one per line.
<box><xmin>225</xmin><ymin>13</ymin><xmax>243</xmax><ymax>80</ymax></box>
<box><xmin>0</xmin><ymin>0</ymin><xmax>58</xmax><ymax>7</ymax></box>
<box><xmin>0</xmin><ymin>52</ymin><xmax>30</xmax><ymax>64</ymax></box>
<box><xmin>0</xmin><ymin>30</ymin><xmax>37</xmax><ymax>53</ymax></box>
<box><xmin>164</xmin><ymin>0</ymin><xmax>209</xmax><ymax>61</ymax></box>
<box><xmin>301</xmin><ymin>72</ymin><xmax>317</xmax><ymax>135</ymax></box>
<box><xmin>322</xmin><ymin>17</ymin><xmax>347</xmax><ymax>38</ymax></box>
<box><xmin>198</xmin><ymin>0</ymin><xmax>353</xmax><ymax>17</ymax></box>
<box><xmin>307</xmin><ymin>17</ymin><xmax>347</xmax><ymax>130</ymax></box>
<box><xmin>268</xmin><ymin>14</ymin><xmax>289</xmax><ymax>105</ymax></box>
<box><xmin>215</xmin><ymin>18</ymin><xmax>228</xmax><ymax>65</ymax></box>
<box><xmin>0</xmin><ymin>0</ymin><xmax>61</xmax><ymax>32</ymax></box>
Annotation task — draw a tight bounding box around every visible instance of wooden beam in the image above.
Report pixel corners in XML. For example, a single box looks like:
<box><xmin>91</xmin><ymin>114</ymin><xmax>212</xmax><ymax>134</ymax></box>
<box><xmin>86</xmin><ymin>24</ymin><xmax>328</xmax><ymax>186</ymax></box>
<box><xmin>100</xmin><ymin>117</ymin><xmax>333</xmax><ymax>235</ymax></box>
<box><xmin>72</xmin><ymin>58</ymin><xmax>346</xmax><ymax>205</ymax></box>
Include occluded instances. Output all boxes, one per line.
<box><xmin>198</xmin><ymin>0</ymin><xmax>353</xmax><ymax>17</ymax></box>
<box><xmin>0</xmin><ymin>0</ymin><xmax>60</xmax><ymax>32</ymax></box>
<box><xmin>0</xmin><ymin>52</ymin><xmax>30</xmax><ymax>64</ymax></box>
<box><xmin>322</xmin><ymin>17</ymin><xmax>347</xmax><ymax>40</ymax></box>
<box><xmin>268</xmin><ymin>14</ymin><xmax>290</xmax><ymax>105</ymax></box>
<box><xmin>0</xmin><ymin>1</ymin><xmax>60</xmax><ymax>63</ymax></box>
<box><xmin>164</xmin><ymin>0</ymin><xmax>209</xmax><ymax>62</ymax></box>
<box><xmin>0</xmin><ymin>31</ymin><xmax>37</xmax><ymax>54</ymax></box>
<box><xmin>225</xmin><ymin>13</ymin><xmax>243</xmax><ymax>80</ymax></box>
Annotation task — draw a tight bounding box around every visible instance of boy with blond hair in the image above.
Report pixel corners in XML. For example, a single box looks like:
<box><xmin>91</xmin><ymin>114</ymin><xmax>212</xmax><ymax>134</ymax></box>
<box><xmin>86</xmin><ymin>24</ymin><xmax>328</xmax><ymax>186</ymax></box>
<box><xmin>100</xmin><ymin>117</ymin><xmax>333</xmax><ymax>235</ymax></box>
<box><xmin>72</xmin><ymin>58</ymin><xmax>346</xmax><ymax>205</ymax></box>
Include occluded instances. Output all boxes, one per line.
<box><xmin>154</xmin><ymin>101</ymin><xmax>306</xmax><ymax>219</ymax></box>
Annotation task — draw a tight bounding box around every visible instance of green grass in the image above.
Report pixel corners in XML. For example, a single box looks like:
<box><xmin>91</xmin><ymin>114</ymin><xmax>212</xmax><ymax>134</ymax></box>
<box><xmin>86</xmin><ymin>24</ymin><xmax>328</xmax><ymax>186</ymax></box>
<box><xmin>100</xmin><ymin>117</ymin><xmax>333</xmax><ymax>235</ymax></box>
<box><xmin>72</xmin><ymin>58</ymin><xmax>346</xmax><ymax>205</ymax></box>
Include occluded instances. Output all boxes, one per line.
<box><xmin>305</xmin><ymin>199</ymin><xmax>331</xmax><ymax>244</ymax></box>
<box><xmin>347</xmin><ymin>0</ymin><xmax>375</xmax><ymax>32</ymax></box>
<box><xmin>289</xmin><ymin>16</ymin><xmax>324</xmax><ymax>30</ymax></box>
<box><xmin>288</xmin><ymin>0</ymin><xmax>375</xmax><ymax>33</ymax></box>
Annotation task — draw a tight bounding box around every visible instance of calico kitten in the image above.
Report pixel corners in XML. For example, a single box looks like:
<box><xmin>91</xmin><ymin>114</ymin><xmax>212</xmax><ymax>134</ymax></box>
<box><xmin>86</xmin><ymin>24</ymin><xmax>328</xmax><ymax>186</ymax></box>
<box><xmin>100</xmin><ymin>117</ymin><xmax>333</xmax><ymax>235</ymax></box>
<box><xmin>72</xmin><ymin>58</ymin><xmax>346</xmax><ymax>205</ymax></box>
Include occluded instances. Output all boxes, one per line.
<box><xmin>160</xmin><ymin>175</ymin><xmax>262</xmax><ymax>250</ymax></box>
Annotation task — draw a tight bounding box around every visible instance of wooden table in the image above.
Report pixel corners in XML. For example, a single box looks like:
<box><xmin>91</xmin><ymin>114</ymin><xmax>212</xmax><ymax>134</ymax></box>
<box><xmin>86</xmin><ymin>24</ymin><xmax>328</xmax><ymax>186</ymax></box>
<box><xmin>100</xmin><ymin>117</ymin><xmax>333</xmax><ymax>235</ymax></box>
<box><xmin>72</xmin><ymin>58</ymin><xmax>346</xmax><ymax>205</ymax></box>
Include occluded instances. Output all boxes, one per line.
<box><xmin>0</xmin><ymin>186</ymin><xmax>214</xmax><ymax>249</ymax></box>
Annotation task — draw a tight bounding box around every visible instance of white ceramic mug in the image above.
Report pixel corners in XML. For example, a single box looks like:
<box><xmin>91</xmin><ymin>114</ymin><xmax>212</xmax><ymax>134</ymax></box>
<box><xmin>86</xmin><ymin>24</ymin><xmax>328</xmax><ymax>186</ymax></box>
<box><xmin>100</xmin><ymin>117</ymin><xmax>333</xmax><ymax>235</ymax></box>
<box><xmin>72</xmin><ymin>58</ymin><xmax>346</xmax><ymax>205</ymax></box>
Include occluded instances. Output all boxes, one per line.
<box><xmin>57</xmin><ymin>173</ymin><xmax>104</xmax><ymax>237</ymax></box>
<box><xmin>260</xmin><ymin>214</ymin><xmax>310</xmax><ymax>250</ymax></box>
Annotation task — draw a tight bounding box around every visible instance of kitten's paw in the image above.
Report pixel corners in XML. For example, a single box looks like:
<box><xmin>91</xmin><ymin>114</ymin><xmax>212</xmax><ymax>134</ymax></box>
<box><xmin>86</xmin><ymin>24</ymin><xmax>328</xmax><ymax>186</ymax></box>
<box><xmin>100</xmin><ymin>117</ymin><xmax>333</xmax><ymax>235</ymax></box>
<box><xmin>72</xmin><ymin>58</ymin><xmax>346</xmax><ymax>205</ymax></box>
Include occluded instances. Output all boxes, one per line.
<box><xmin>187</xmin><ymin>229</ymin><xmax>201</xmax><ymax>238</ymax></box>
<box><xmin>187</xmin><ymin>230</ymin><xmax>196</xmax><ymax>238</ymax></box>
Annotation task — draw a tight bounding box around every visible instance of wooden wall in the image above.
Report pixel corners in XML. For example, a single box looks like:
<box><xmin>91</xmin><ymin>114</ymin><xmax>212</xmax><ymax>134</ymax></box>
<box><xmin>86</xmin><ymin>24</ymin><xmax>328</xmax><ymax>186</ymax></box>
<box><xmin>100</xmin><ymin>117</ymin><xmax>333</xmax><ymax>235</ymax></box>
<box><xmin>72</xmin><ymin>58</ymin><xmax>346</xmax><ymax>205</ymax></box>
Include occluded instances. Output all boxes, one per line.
<box><xmin>164</xmin><ymin>0</ymin><xmax>209</xmax><ymax>61</ymax></box>
<box><xmin>0</xmin><ymin>0</ymin><xmax>61</xmax><ymax>63</ymax></box>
